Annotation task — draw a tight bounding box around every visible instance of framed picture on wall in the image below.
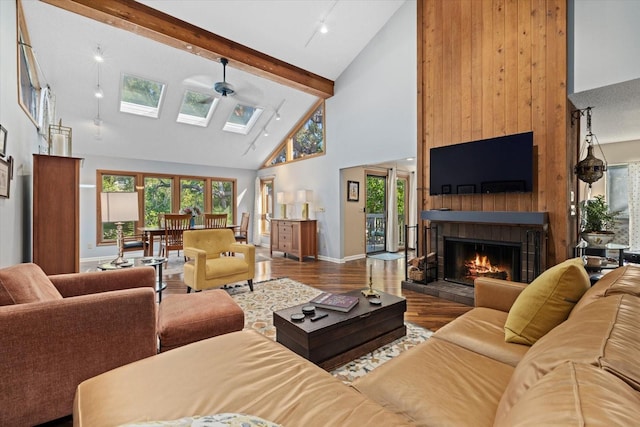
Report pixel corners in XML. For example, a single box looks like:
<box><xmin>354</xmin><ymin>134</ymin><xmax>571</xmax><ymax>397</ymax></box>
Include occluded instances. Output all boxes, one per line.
<box><xmin>347</xmin><ymin>180</ymin><xmax>359</xmax><ymax>202</ymax></box>
<box><xmin>0</xmin><ymin>157</ymin><xmax>10</xmax><ymax>199</ymax></box>
<box><xmin>0</xmin><ymin>125</ymin><xmax>6</xmax><ymax>158</ymax></box>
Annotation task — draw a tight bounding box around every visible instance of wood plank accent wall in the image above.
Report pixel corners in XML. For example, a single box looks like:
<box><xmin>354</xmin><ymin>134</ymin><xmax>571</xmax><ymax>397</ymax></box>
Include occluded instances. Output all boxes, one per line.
<box><xmin>418</xmin><ymin>0</ymin><xmax>573</xmax><ymax>266</ymax></box>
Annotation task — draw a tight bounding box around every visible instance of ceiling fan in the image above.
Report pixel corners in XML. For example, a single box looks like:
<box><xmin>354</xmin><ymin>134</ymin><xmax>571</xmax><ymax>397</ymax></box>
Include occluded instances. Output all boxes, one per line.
<box><xmin>214</xmin><ymin>58</ymin><xmax>235</xmax><ymax>97</ymax></box>
<box><xmin>183</xmin><ymin>57</ymin><xmax>263</xmax><ymax>106</ymax></box>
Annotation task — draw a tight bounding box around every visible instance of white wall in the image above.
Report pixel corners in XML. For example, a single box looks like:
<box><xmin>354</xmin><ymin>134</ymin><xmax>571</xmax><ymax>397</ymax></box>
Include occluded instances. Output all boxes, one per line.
<box><xmin>78</xmin><ymin>154</ymin><xmax>256</xmax><ymax>260</ymax></box>
<box><xmin>572</xmin><ymin>0</ymin><xmax>640</xmax><ymax>93</ymax></box>
<box><xmin>0</xmin><ymin>1</ymin><xmax>42</xmax><ymax>267</ymax></box>
<box><xmin>258</xmin><ymin>0</ymin><xmax>417</xmax><ymax>261</ymax></box>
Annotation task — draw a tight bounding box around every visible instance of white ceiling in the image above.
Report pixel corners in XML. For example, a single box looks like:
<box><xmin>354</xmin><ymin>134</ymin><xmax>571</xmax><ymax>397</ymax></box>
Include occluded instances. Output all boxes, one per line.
<box><xmin>569</xmin><ymin>78</ymin><xmax>640</xmax><ymax>145</ymax></box>
<box><xmin>21</xmin><ymin>0</ymin><xmax>406</xmax><ymax>169</ymax></box>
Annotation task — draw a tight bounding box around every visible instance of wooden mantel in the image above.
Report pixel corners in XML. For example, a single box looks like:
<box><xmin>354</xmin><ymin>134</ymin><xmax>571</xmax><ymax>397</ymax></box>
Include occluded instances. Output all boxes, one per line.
<box><xmin>422</xmin><ymin>210</ymin><xmax>548</xmax><ymax>227</ymax></box>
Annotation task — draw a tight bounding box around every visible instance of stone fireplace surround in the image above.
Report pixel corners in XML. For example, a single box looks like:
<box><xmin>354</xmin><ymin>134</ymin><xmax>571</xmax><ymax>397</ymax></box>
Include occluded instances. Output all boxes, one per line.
<box><xmin>402</xmin><ymin>210</ymin><xmax>548</xmax><ymax>305</ymax></box>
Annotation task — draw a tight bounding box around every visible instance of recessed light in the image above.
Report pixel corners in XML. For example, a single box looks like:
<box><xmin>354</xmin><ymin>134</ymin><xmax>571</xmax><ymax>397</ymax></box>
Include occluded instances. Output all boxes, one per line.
<box><xmin>185</xmin><ymin>45</ymin><xmax>193</xmax><ymax>50</ymax></box>
<box><xmin>406</xmin><ymin>157</ymin><xmax>414</xmax><ymax>161</ymax></box>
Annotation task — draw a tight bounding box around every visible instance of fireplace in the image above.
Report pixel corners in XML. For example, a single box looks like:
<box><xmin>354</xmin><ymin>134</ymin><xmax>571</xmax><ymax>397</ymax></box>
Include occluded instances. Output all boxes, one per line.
<box><xmin>444</xmin><ymin>237</ymin><xmax>521</xmax><ymax>286</ymax></box>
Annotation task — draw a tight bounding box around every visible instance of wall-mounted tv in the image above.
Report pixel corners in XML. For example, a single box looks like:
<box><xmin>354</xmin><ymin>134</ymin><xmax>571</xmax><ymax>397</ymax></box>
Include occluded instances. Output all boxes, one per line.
<box><xmin>429</xmin><ymin>131</ymin><xmax>533</xmax><ymax>196</ymax></box>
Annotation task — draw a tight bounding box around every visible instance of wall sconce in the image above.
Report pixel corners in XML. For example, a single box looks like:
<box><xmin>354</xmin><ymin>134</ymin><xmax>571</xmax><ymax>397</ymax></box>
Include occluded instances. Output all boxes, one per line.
<box><xmin>101</xmin><ymin>192</ymin><xmax>139</xmax><ymax>265</ymax></box>
<box><xmin>297</xmin><ymin>189</ymin><xmax>313</xmax><ymax>220</ymax></box>
<box><xmin>48</xmin><ymin>119</ymin><xmax>72</xmax><ymax>156</ymax></box>
<box><xmin>573</xmin><ymin>107</ymin><xmax>607</xmax><ymax>188</ymax></box>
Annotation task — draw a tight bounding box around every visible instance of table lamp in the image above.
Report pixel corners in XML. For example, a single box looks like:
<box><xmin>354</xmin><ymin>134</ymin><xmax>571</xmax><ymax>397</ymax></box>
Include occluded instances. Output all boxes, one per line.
<box><xmin>101</xmin><ymin>192</ymin><xmax>139</xmax><ymax>265</ymax></box>
<box><xmin>277</xmin><ymin>191</ymin><xmax>287</xmax><ymax>219</ymax></box>
<box><xmin>297</xmin><ymin>189</ymin><xmax>313</xmax><ymax>220</ymax></box>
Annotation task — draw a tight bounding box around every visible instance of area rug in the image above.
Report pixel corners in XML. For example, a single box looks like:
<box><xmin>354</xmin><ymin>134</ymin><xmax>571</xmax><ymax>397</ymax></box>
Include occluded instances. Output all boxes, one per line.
<box><xmin>225</xmin><ymin>278</ymin><xmax>433</xmax><ymax>384</ymax></box>
<box><xmin>368</xmin><ymin>252</ymin><xmax>405</xmax><ymax>261</ymax></box>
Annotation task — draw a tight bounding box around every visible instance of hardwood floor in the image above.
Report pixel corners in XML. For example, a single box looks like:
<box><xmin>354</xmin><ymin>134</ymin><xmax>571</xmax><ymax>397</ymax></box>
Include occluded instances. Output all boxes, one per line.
<box><xmin>161</xmin><ymin>246</ymin><xmax>473</xmax><ymax>331</ymax></box>
<box><xmin>41</xmin><ymin>247</ymin><xmax>471</xmax><ymax>427</ymax></box>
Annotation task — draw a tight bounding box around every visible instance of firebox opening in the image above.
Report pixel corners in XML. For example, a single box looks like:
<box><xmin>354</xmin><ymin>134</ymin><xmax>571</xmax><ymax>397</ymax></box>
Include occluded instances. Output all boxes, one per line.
<box><xmin>444</xmin><ymin>237</ymin><xmax>521</xmax><ymax>286</ymax></box>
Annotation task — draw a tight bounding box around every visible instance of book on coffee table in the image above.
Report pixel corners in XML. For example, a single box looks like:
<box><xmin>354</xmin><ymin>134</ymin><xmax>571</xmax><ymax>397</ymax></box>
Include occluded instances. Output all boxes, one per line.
<box><xmin>309</xmin><ymin>292</ymin><xmax>359</xmax><ymax>312</ymax></box>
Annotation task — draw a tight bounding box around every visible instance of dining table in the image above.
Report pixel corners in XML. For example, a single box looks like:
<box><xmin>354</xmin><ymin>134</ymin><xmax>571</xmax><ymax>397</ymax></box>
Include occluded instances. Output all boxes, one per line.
<box><xmin>138</xmin><ymin>224</ymin><xmax>238</xmax><ymax>257</ymax></box>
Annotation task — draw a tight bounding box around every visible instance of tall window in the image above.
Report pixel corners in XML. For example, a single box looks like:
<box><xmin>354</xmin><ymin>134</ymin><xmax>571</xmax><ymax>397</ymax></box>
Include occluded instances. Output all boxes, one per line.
<box><xmin>144</xmin><ymin>176</ymin><xmax>172</xmax><ymax>227</ymax></box>
<box><xmin>397</xmin><ymin>177</ymin><xmax>407</xmax><ymax>248</ymax></box>
<box><xmin>180</xmin><ymin>178</ymin><xmax>205</xmax><ymax>213</ymax></box>
<box><xmin>260</xmin><ymin>178</ymin><xmax>274</xmax><ymax>235</ymax></box>
<box><xmin>211</xmin><ymin>179</ymin><xmax>234</xmax><ymax>223</ymax></box>
<box><xmin>264</xmin><ymin>100</ymin><xmax>325</xmax><ymax>167</ymax></box>
<box><xmin>97</xmin><ymin>170</ymin><xmax>236</xmax><ymax>244</ymax></box>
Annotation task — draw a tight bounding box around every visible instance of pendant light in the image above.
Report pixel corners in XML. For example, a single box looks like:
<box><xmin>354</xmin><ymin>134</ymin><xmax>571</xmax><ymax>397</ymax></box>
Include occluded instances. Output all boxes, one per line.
<box><xmin>574</xmin><ymin>107</ymin><xmax>607</xmax><ymax>188</ymax></box>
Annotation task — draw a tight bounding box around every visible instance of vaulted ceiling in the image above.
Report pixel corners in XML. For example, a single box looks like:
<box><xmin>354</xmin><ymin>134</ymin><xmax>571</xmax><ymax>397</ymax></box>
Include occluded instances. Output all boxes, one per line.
<box><xmin>21</xmin><ymin>0</ymin><xmax>406</xmax><ymax>169</ymax></box>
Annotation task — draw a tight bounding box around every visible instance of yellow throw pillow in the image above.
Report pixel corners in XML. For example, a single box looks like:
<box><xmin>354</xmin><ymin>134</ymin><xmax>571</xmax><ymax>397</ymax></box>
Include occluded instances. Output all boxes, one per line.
<box><xmin>505</xmin><ymin>258</ymin><xmax>590</xmax><ymax>345</ymax></box>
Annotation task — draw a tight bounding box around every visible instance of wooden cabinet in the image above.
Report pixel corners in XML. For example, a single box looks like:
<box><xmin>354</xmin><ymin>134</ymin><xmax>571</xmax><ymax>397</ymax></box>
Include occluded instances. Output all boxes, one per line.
<box><xmin>33</xmin><ymin>154</ymin><xmax>81</xmax><ymax>275</ymax></box>
<box><xmin>270</xmin><ymin>219</ymin><xmax>317</xmax><ymax>262</ymax></box>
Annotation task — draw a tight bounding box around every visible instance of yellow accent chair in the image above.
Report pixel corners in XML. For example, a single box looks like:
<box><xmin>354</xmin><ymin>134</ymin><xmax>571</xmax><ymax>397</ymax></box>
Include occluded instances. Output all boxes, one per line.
<box><xmin>183</xmin><ymin>229</ymin><xmax>255</xmax><ymax>292</ymax></box>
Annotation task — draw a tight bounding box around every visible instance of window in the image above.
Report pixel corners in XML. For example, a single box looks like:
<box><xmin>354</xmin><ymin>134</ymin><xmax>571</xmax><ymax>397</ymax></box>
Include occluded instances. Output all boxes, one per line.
<box><xmin>263</xmin><ymin>100</ymin><xmax>325</xmax><ymax>167</ymax></box>
<box><xmin>177</xmin><ymin>90</ymin><xmax>218</xmax><ymax>127</ymax></box>
<box><xmin>292</xmin><ymin>104</ymin><xmax>324</xmax><ymax>160</ymax></box>
<box><xmin>223</xmin><ymin>104</ymin><xmax>263</xmax><ymax>134</ymax></box>
<box><xmin>180</xmin><ymin>178</ymin><xmax>205</xmax><ymax>214</ymax></box>
<box><xmin>97</xmin><ymin>170</ymin><xmax>236</xmax><ymax>245</ymax></box>
<box><xmin>144</xmin><ymin>176</ymin><xmax>172</xmax><ymax>227</ymax></box>
<box><xmin>260</xmin><ymin>178</ymin><xmax>274</xmax><ymax>235</ymax></box>
<box><xmin>120</xmin><ymin>74</ymin><xmax>166</xmax><ymax>118</ymax></box>
<box><xmin>607</xmin><ymin>164</ymin><xmax>629</xmax><ymax>218</ymax></box>
<box><xmin>211</xmin><ymin>179</ymin><xmax>234</xmax><ymax>223</ymax></box>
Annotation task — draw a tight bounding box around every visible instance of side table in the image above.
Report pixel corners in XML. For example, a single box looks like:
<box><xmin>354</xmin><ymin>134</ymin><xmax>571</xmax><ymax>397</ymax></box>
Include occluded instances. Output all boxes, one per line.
<box><xmin>97</xmin><ymin>257</ymin><xmax>167</xmax><ymax>302</ymax></box>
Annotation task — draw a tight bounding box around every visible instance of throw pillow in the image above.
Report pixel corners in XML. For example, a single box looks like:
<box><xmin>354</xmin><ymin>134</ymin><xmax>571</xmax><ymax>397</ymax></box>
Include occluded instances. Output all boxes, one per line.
<box><xmin>504</xmin><ymin>257</ymin><xmax>590</xmax><ymax>345</ymax></box>
<box><xmin>0</xmin><ymin>263</ymin><xmax>62</xmax><ymax>306</ymax></box>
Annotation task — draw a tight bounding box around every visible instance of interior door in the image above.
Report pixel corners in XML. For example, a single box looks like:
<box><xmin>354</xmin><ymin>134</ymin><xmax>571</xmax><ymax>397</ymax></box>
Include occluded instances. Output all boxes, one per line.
<box><xmin>366</xmin><ymin>174</ymin><xmax>387</xmax><ymax>253</ymax></box>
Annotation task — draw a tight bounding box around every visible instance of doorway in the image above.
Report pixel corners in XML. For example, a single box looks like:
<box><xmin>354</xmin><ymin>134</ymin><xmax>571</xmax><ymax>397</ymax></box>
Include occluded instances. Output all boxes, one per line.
<box><xmin>366</xmin><ymin>174</ymin><xmax>387</xmax><ymax>253</ymax></box>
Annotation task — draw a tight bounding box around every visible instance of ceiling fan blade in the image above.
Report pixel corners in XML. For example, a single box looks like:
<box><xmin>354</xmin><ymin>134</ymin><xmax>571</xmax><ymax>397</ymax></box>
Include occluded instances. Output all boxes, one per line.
<box><xmin>182</xmin><ymin>75</ymin><xmax>215</xmax><ymax>90</ymax></box>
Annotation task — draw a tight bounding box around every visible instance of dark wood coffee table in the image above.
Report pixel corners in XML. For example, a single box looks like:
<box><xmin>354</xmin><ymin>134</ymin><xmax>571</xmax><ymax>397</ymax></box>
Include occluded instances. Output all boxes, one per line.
<box><xmin>273</xmin><ymin>290</ymin><xmax>406</xmax><ymax>370</ymax></box>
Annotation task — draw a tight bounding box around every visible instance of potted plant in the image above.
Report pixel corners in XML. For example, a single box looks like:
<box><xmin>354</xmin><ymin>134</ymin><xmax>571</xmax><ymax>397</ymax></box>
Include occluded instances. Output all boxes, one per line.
<box><xmin>580</xmin><ymin>195</ymin><xmax>620</xmax><ymax>246</ymax></box>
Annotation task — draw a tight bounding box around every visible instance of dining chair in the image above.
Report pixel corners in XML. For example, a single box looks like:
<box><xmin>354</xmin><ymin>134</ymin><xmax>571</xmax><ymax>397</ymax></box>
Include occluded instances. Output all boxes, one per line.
<box><xmin>203</xmin><ymin>213</ymin><xmax>228</xmax><ymax>229</ymax></box>
<box><xmin>235</xmin><ymin>212</ymin><xmax>250</xmax><ymax>244</ymax></box>
<box><xmin>159</xmin><ymin>213</ymin><xmax>191</xmax><ymax>260</ymax></box>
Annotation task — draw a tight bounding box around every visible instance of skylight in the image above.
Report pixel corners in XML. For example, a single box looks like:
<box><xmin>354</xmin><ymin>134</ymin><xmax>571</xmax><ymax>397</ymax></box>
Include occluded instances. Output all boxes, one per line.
<box><xmin>119</xmin><ymin>74</ymin><xmax>166</xmax><ymax>118</ymax></box>
<box><xmin>223</xmin><ymin>104</ymin><xmax>263</xmax><ymax>135</ymax></box>
<box><xmin>176</xmin><ymin>90</ymin><xmax>218</xmax><ymax>127</ymax></box>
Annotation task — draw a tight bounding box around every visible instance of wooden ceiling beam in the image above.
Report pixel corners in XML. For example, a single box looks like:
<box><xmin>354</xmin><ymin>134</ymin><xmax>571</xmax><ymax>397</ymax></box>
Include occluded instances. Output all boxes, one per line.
<box><xmin>41</xmin><ymin>0</ymin><xmax>334</xmax><ymax>99</ymax></box>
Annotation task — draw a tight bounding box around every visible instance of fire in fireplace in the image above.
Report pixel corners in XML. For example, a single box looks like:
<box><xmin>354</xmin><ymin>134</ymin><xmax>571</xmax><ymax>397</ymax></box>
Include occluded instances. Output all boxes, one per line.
<box><xmin>444</xmin><ymin>237</ymin><xmax>521</xmax><ymax>286</ymax></box>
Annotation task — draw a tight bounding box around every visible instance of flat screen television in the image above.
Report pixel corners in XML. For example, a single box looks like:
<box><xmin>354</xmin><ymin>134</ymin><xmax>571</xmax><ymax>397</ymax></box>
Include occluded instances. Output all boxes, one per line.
<box><xmin>429</xmin><ymin>131</ymin><xmax>533</xmax><ymax>195</ymax></box>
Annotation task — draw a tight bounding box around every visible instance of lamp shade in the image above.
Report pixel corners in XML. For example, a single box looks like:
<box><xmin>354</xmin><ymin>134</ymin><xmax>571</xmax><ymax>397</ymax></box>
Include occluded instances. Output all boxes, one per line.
<box><xmin>101</xmin><ymin>192</ymin><xmax>139</xmax><ymax>222</ymax></box>
<box><xmin>276</xmin><ymin>192</ymin><xmax>285</xmax><ymax>204</ymax></box>
<box><xmin>296</xmin><ymin>189</ymin><xmax>313</xmax><ymax>203</ymax></box>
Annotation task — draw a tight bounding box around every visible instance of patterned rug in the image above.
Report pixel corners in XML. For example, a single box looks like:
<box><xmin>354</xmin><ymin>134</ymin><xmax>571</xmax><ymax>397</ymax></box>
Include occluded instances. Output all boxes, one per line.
<box><xmin>225</xmin><ymin>278</ymin><xmax>433</xmax><ymax>384</ymax></box>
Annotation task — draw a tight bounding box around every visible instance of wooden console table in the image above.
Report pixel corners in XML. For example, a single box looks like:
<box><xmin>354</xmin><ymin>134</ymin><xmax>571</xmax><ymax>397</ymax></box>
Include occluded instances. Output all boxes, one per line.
<box><xmin>270</xmin><ymin>219</ymin><xmax>317</xmax><ymax>262</ymax></box>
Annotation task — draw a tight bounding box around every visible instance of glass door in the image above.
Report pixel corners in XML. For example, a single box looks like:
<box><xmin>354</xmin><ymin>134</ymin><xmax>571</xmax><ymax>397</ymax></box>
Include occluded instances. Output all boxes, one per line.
<box><xmin>366</xmin><ymin>174</ymin><xmax>387</xmax><ymax>253</ymax></box>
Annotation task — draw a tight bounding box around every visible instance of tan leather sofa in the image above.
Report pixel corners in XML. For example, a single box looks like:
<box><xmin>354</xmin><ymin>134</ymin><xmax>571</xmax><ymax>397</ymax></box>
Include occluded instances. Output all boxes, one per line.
<box><xmin>353</xmin><ymin>263</ymin><xmax>640</xmax><ymax>425</ymax></box>
<box><xmin>183</xmin><ymin>228</ymin><xmax>255</xmax><ymax>292</ymax></box>
<box><xmin>73</xmin><ymin>264</ymin><xmax>640</xmax><ymax>426</ymax></box>
<box><xmin>0</xmin><ymin>263</ymin><xmax>158</xmax><ymax>426</ymax></box>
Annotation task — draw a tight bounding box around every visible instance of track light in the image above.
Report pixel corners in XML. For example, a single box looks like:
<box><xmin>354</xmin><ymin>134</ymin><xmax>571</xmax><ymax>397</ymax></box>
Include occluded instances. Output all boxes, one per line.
<box><xmin>319</xmin><ymin>21</ymin><xmax>328</xmax><ymax>34</ymax></box>
<box><xmin>94</xmin><ymin>84</ymin><xmax>104</xmax><ymax>98</ymax></box>
<box><xmin>94</xmin><ymin>46</ymin><xmax>104</xmax><ymax>63</ymax></box>
<box><xmin>263</xmin><ymin>128</ymin><xmax>269</xmax><ymax>137</ymax></box>
<box><xmin>275</xmin><ymin>112</ymin><xmax>281</xmax><ymax>121</ymax></box>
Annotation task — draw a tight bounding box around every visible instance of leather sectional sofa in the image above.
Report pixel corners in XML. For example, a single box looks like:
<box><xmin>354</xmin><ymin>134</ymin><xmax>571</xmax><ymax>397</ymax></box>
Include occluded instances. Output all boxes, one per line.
<box><xmin>73</xmin><ymin>262</ymin><xmax>640</xmax><ymax>426</ymax></box>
